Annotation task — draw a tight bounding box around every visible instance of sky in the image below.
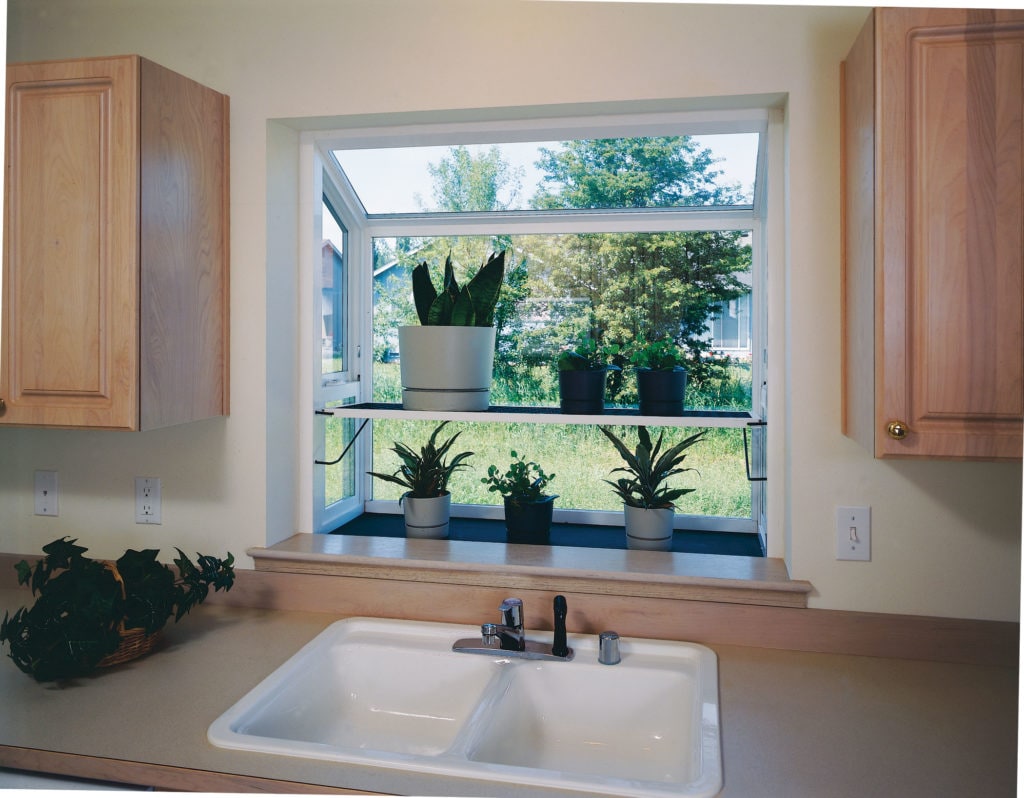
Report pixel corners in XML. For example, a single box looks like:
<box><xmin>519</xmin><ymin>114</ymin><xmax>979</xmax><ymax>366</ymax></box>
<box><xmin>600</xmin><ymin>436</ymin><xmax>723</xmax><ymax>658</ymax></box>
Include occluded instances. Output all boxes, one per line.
<box><xmin>334</xmin><ymin>133</ymin><xmax>759</xmax><ymax>214</ymax></box>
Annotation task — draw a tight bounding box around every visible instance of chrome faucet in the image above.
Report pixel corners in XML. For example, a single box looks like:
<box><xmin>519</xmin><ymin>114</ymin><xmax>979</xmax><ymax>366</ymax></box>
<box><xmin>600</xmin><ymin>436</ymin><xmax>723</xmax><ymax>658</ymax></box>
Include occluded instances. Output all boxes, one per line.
<box><xmin>497</xmin><ymin>597</ymin><xmax>526</xmax><ymax>651</ymax></box>
<box><xmin>453</xmin><ymin>596</ymin><xmax>574</xmax><ymax>661</ymax></box>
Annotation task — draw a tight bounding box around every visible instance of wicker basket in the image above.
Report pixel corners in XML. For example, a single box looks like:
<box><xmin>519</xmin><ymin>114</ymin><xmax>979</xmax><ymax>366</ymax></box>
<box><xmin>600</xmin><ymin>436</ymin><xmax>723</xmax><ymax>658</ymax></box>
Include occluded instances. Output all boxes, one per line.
<box><xmin>96</xmin><ymin>562</ymin><xmax>162</xmax><ymax>669</ymax></box>
<box><xmin>97</xmin><ymin>626</ymin><xmax>162</xmax><ymax>668</ymax></box>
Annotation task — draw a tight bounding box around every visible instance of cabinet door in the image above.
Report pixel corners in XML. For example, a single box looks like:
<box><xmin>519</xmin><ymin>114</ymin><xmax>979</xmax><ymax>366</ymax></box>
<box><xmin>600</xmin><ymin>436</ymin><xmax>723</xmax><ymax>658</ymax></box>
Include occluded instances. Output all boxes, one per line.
<box><xmin>876</xmin><ymin>9</ymin><xmax>1024</xmax><ymax>459</ymax></box>
<box><xmin>1</xmin><ymin>57</ymin><xmax>141</xmax><ymax>429</ymax></box>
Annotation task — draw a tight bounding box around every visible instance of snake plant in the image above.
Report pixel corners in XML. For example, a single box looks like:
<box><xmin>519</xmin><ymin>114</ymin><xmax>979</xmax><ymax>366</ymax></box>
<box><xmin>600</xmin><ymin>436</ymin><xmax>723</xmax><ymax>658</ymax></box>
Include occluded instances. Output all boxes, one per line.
<box><xmin>412</xmin><ymin>250</ymin><xmax>505</xmax><ymax>326</ymax></box>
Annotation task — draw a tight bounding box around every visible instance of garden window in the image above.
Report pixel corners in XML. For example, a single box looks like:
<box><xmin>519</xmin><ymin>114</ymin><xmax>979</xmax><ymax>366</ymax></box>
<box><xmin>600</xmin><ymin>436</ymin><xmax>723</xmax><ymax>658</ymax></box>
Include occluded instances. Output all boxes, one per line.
<box><xmin>310</xmin><ymin>111</ymin><xmax>769</xmax><ymax>552</ymax></box>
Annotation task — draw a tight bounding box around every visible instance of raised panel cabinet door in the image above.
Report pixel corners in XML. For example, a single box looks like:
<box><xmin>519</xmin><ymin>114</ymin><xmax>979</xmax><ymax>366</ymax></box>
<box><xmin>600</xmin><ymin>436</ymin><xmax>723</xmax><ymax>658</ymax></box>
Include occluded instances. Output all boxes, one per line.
<box><xmin>845</xmin><ymin>8</ymin><xmax>1024</xmax><ymax>460</ymax></box>
<box><xmin>879</xmin><ymin>8</ymin><xmax>1024</xmax><ymax>459</ymax></box>
<box><xmin>1</xmin><ymin>57</ymin><xmax>140</xmax><ymax>429</ymax></box>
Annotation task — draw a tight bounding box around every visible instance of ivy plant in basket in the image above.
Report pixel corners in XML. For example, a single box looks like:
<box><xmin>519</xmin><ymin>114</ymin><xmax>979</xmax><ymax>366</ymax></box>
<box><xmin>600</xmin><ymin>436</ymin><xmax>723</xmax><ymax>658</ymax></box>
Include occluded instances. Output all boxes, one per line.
<box><xmin>0</xmin><ymin>537</ymin><xmax>235</xmax><ymax>681</ymax></box>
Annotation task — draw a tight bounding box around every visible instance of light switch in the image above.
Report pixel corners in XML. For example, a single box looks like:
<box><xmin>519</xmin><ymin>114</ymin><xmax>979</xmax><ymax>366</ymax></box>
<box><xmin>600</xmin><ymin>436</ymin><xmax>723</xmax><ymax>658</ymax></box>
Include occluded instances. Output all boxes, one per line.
<box><xmin>836</xmin><ymin>506</ymin><xmax>870</xmax><ymax>561</ymax></box>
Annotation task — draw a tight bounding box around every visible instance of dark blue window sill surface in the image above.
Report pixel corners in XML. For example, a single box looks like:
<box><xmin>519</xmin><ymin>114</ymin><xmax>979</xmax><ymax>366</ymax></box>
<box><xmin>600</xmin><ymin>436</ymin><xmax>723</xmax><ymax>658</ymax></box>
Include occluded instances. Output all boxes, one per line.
<box><xmin>330</xmin><ymin>513</ymin><xmax>764</xmax><ymax>557</ymax></box>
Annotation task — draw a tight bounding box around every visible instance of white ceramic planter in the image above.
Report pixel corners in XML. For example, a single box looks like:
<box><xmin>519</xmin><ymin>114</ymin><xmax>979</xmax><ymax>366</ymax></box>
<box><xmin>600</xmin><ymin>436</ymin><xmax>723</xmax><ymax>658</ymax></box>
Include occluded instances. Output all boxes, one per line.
<box><xmin>623</xmin><ymin>504</ymin><xmax>675</xmax><ymax>551</ymax></box>
<box><xmin>402</xmin><ymin>493</ymin><xmax>451</xmax><ymax>539</ymax></box>
<box><xmin>398</xmin><ymin>326</ymin><xmax>496</xmax><ymax>411</ymax></box>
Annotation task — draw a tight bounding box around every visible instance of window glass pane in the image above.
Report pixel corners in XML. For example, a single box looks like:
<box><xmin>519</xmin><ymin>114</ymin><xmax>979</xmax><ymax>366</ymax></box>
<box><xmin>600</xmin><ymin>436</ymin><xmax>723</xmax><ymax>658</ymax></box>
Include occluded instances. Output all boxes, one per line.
<box><xmin>333</xmin><ymin>133</ymin><xmax>757</xmax><ymax>214</ymax></box>
<box><xmin>370</xmin><ymin>420</ymin><xmax>751</xmax><ymax>518</ymax></box>
<box><xmin>372</xmin><ymin>232</ymin><xmax>753</xmax><ymax>412</ymax></box>
<box><xmin>321</xmin><ymin>198</ymin><xmax>346</xmax><ymax>375</ymax></box>
<box><xmin>324</xmin><ymin>397</ymin><xmax>357</xmax><ymax>507</ymax></box>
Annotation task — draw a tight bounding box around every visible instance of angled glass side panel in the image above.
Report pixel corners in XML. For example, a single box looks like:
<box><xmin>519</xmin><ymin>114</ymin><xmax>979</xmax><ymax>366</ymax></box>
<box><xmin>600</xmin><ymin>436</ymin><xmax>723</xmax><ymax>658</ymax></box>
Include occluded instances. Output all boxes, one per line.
<box><xmin>321</xmin><ymin>197</ymin><xmax>347</xmax><ymax>377</ymax></box>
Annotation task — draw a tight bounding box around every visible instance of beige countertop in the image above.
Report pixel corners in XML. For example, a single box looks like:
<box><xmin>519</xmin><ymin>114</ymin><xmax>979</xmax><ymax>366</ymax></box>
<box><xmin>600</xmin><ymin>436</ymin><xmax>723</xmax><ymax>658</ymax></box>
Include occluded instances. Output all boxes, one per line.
<box><xmin>0</xmin><ymin>588</ymin><xmax>1017</xmax><ymax>797</ymax></box>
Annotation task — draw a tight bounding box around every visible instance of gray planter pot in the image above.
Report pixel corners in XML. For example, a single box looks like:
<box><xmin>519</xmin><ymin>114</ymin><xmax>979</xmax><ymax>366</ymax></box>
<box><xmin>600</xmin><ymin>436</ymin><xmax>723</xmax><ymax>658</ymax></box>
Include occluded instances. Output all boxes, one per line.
<box><xmin>402</xmin><ymin>492</ymin><xmax>451</xmax><ymax>539</ymax></box>
<box><xmin>398</xmin><ymin>326</ymin><xmax>496</xmax><ymax>411</ymax></box>
<box><xmin>623</xmin><ymin>504</ymin><xmax>674</xmax><ymax>551</ymax></box>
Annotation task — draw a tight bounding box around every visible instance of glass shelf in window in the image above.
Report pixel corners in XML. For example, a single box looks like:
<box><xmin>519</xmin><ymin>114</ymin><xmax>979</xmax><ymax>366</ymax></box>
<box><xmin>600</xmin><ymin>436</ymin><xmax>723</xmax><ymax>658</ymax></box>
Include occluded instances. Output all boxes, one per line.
<box><xmin>319</xmin><ymin>402</ymin><xmax>756</xmax><ymax>428</ymax></box>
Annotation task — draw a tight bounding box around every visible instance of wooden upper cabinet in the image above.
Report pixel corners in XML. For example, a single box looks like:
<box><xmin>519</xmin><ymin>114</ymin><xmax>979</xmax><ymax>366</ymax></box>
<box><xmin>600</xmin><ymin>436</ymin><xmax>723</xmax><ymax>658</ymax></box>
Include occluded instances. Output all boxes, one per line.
<box><xmin>1</xmin><ymin>55</ymin><xmax>229</xmax><ymax>430</ymax></box>
<box><xmin>842</xmin><ymin>8</ymin><xmax>1024</xmax><ymax>460</ymax></box>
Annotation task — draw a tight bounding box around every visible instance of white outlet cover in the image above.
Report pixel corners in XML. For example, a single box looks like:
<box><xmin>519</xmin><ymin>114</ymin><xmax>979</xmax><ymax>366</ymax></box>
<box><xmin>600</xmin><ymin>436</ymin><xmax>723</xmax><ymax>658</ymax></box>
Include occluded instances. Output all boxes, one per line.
<box><xmin>135</xmin><ymin>477</ymin><xmax>162</xmax><ymax>525</ymax></box>
<box><xmin>34</xmin><ymin>470</ymin><xmax>59</xmax><ymax>517</ymax></box>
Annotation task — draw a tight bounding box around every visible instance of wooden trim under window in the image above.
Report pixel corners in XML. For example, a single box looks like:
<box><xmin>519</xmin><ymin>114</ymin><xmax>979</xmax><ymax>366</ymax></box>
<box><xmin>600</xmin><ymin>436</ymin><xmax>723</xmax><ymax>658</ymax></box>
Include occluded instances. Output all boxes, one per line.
<box><xmin>249</xmin><ymin>533</ymin><xmax>810</xmax><ymax>608</ymax></box>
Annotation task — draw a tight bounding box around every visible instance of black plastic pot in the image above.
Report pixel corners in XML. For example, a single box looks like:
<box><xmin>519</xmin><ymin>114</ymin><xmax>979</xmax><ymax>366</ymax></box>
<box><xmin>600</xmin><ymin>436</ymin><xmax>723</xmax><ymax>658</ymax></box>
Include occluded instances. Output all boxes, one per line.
<box><xmin>558</xmin><ymin>368</ymin><xmax>609</xmax><ymax>414</ymax></box>
<box><xmin>636</xmin><ymin>367</ymin><xmax>688</xmax><ymax>416</ymax></box>
<box><xmin>503</xmin><ymin>495</ymin><xmax>557</xmax><ymax>545</ymax></box>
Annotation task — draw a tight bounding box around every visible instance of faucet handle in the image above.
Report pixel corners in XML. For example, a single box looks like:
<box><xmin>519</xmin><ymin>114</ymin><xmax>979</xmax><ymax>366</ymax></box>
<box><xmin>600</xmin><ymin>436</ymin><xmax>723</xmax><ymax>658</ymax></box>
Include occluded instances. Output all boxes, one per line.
<box><xmin>552</xmin><ymin>595</ymin><xmax>569</xmax><ymax>658</ymax></box>
<box><xmin>598</xmin><ymin>631</ymin><xmax>621</xmax><ymax>665</ymax></box>
<box><xmin>499</xmin><ymin>597</ymin><xmax>523</xmax><ymax>628</ymax></box>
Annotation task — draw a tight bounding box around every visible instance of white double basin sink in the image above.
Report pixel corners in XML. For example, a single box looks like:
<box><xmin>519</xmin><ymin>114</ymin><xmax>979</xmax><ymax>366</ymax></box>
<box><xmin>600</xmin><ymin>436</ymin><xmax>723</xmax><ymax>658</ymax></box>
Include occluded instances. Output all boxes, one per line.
<box><xmin>208</xmin><ymin>617</ymin><xmax>721</xmax><ymax>798</ymax></box>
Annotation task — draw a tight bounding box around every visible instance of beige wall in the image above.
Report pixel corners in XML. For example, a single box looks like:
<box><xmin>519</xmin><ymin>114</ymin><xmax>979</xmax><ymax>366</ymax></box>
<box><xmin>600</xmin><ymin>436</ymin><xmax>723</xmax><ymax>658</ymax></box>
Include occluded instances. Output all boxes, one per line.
<box><xmin>2</xmin><ymin>0</ymin><xmax>1020</xmax><ymax>622</ymax></box>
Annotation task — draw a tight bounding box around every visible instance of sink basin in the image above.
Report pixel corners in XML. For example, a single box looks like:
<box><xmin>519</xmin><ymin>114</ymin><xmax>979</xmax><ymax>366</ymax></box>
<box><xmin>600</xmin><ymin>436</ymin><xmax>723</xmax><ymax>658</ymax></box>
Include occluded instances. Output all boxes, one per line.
<box><xmin>208</xmin><ymin>617</ymin><xmax>721</xmax><ymax>798</ymax></box>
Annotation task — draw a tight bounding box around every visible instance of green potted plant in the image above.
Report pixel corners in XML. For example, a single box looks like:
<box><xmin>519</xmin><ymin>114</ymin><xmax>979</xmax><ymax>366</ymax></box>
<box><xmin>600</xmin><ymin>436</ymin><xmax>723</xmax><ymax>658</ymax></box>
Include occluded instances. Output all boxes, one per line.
<box><xmin>482</xmin><ymin>451</ymin><xmax>558</xmax><ymax>545</ymax></box>
<box><xmin>556</xmin><ymin>335</ymin><xmax>621</xmax><ymax>414</ymax></box>
<box><xmin>0</xmin><ymin>537</ymin><xmax>235</xmax><ymax>682</ymax></box>
<box><xmin>599</xmin><ymin>425</ymin><xmax>705</xmax><ymax>550</ymax></box>
<box><xmin>398</xmin><ymin>250</ymin><xmax>505</xmax><ymax>411</ymax></box>
<box><xmin>368</xmin><ymin>421</ymin><xmax>474</xmax><ymax>539</ymax></box>
<box><xmin>630</xmin><ymin>337</ymin><xmax>688</xmax><ymax>416</ymax></box>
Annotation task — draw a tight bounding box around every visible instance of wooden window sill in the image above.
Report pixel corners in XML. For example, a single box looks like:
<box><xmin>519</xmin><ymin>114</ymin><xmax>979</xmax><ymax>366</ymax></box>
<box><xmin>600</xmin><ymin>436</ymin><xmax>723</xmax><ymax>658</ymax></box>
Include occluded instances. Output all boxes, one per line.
<box><xmin>248</xmin><ymin>533</ymin><xmax>812</xmax><ymax>608</ymax></box>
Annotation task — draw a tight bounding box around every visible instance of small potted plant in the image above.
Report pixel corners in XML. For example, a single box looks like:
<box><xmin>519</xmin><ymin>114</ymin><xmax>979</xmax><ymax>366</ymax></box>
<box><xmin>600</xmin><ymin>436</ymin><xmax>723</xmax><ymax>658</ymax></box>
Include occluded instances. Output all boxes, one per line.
<box><xmin>0</xmin><ymin>537</ymin><xmax>235</xmax><ymax>682</ymax></box>
<box><xmin>556</xmin><ymin>335</ymin><xmax>621</xmax><ymax>414</ymax></box>
<box><xmin>630</xmin><ymin>337</ymin><xmax>688</xmax><ymax>416</ymax></box>
<box><xmin>368</xmin><ymin>421</ymin><xmax>474</xmax><ymax>539</ymax></box>
<box><xmin>599</xmin><ymin>425</ymin><xmax>705</xmax><ymax>550</ymax></box>
<box><xmin>398</xmin><ymin>250</ymin><xmax>505</xmax><ymax>411</ymax></box>
<box><xmin>482</xmin><ymin>451</ymin><xmax>558</xmax><ymax>545</ymax></box>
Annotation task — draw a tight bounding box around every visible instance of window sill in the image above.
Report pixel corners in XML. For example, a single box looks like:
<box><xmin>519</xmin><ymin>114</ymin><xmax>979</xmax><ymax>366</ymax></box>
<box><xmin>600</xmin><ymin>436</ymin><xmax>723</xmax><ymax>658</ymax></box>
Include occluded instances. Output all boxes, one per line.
<box><xmin>330</xmin><ymin>513</ymin><xmax>763</xmax><ymax>556</ymax></box>
<box><xmin>248</xmin><ymin>533</ymin><xmax>811</xmax><ymax>608</ymax></box>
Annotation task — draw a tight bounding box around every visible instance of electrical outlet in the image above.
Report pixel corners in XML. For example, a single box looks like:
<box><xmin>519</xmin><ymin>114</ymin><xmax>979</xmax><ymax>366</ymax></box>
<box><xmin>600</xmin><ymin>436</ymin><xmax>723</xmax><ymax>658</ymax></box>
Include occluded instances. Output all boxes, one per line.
<box><xmin>135</xmin><ymin>477</ymin><xmax>162</xmax><ymax>524</ymax></box>
<box><xmin>836</xmin><ymin>506</ymin><xmax>870</xmax><ymax>561</ymax></box>
<box><xmin>34</xmin><ymin>470</ymin><xmax>59</xmax><ymax>517</ymax></box>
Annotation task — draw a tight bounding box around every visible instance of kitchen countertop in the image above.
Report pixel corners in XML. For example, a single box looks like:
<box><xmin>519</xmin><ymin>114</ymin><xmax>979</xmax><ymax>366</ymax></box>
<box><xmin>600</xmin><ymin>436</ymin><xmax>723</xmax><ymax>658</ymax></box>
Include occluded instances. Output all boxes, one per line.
<box><xmin>0</xmin><ymin>588</ymin><xmax>1017</xmax><ymax>797</ymax></box>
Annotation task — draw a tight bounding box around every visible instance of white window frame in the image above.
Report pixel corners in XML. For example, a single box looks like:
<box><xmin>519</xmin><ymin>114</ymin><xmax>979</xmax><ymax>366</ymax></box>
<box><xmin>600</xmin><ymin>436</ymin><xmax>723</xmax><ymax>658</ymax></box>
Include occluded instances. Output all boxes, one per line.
<box><xmin>301</xmin><ymin>107</ymin><xmax>774</xmax><ymax>540</ymax></box>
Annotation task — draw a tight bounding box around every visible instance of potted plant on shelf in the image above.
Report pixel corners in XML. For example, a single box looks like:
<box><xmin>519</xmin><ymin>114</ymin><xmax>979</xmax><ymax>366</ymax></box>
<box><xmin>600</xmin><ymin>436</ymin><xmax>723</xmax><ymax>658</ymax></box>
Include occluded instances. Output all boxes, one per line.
<box><xmin>482</xmin><ymin>451</ymin><xmax>558</xmax><ymax>545</ymax></box>
<box><xmin>398</xmin><ymin>250</ymin><xmax>506</xmax><ymax>411</ymax></box>
<box><xmin>556</xmin><ymin>336</ymin><xmax>621</xmax><ymax>414</ymax></box>
<box><xmin>368</xmin><ymin>421</ymin><xmax>474</xmax><ymax>539</ymax></box>
<box><xmin>630</xmin><ymin>337</ymin><xmax>688</xmax><ymax>416</ymax></box>
<box><xmin>599</xmin><ymin>425</ymin><xmax>705</xmax><ymax>550</ymax></box>
<box><xmin>0</xmin><ymin>537</ymin><xmax>235</xmax><ymax>682</ymax></box>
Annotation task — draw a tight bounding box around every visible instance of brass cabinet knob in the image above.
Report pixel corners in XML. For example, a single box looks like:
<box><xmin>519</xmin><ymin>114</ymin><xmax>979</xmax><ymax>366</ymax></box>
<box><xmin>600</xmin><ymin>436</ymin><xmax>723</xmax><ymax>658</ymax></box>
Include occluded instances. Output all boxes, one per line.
<box><xmin>0</xmin><ymin>398</ymin><xmax>5</xmax><ymax>414</ymax></box>
<box><xmin>886</xmin><ymin>420</ymin><xmax>909</xmax><ymax>440</ymax></box>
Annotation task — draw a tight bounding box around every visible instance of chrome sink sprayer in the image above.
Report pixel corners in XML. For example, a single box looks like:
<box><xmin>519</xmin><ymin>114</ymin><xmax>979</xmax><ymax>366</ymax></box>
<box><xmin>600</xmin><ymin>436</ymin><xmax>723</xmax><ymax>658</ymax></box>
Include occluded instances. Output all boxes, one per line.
<box><xmin>453</xmin><ymin>595</ymin><xmax>574</xmax><ymax>661</ymax></box>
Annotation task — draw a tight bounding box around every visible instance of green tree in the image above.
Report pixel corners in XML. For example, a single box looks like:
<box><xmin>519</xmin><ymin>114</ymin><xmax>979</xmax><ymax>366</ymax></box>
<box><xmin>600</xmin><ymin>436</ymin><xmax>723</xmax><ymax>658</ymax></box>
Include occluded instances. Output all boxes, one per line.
<box><xmin>424</xmin><ymin>145</ymin><xmax>523</xmax><ymax>213</ymax></box>
<box><xmin>531</xmin><ymin>137</ymin><xmax>750</xmax><ymax>390</ymax></box>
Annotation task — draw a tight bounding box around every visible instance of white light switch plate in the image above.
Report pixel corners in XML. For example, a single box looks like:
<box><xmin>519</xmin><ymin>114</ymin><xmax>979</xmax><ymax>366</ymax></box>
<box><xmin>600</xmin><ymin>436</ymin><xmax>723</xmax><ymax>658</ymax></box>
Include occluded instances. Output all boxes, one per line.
<box><xmin>836</xmin><ymin>506</ymin><xmax>870</xmax><ymax>561</ymax></box>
